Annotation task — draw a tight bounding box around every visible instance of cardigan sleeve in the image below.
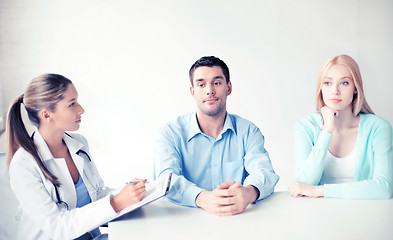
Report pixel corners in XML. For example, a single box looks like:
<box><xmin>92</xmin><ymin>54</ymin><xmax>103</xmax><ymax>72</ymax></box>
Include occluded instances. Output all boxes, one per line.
<box><xmin>294</xmin><ymin>119</ymin><xmax>332</xmax><ymax>185</ymax></box>
<box><xmin>325</xmin><ymin>118</ymin><xmax>393</xmax><ymax>199</ymax></box>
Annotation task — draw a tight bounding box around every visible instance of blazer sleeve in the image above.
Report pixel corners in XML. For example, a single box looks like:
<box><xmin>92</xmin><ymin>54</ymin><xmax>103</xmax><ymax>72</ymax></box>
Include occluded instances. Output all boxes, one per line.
<box><xmin>324</xmin><ymin>119</ymin><xmax>393</xmax><ymax>199</ymax></box>
<box><xmin>294</xmin><ymin>119</ymin><xmax>332</xmax><ymax>185</ymax></box>
<box><xmin>9</xmin><ymin>153</ymin><xmax>117</xmax><ymax>239</ymax></box>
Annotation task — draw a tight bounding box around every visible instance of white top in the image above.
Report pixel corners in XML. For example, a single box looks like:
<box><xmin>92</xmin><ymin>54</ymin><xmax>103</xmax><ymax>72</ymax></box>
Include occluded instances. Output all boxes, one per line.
<box><xmin>320</xmin><ymin>146</ymin><xmax>357</xmax><ymax>184</ymax></box>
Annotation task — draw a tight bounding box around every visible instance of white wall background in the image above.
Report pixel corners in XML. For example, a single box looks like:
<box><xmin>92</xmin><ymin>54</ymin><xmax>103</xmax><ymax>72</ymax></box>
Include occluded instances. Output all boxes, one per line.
<box><xmin>1</xmin><ymin>0</ymin><xmax>392</xmax><ymax>192</ymax></box>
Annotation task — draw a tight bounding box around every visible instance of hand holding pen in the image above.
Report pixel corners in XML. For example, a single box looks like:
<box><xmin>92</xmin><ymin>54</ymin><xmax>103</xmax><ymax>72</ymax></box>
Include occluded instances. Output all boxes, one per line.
<box><xmin>110</xmin><ymin>178</ymin><xmax>147</xmax><ymax>212</ymax></box>
<box><xmin>126</xmin><ymin>178</ymin><xmax>149</xmax><ymax>185</ymax></box>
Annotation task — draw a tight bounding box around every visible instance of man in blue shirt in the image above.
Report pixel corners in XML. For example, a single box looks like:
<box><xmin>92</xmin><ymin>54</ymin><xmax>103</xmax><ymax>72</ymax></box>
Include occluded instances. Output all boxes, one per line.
<box><xmin>154</xmin><ymin>56</ymin><xmax>279</xmax><ymax>216</ymax></box>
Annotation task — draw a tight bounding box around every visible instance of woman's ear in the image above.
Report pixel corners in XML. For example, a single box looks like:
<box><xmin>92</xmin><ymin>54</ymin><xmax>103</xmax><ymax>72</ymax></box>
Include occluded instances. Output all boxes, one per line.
<box><xmin>39</xmin><ymin>109</ymin><xmax>52</xmax><ymax>123</ymax></box>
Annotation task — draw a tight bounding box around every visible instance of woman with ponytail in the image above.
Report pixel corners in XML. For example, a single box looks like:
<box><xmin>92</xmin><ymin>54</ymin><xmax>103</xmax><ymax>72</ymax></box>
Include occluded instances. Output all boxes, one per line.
<box><xmin>7</xmin><ymin>74</ymin><xmax>146</xmax><ymax>240</ymax></box>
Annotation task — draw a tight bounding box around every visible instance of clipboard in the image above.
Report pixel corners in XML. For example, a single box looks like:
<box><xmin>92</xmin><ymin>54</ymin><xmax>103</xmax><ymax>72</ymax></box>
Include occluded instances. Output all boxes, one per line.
<box><xmin>109</xmin><ymin>172</ymin><xmax>172</xmax><ymax>221</ymax></box>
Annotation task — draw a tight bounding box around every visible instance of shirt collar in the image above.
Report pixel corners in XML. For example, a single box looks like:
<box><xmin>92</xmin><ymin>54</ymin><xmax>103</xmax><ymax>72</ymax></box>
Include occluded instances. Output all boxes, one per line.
<box><xmin>222</xmin><ymin>113</ymin><xmax>235</xmax><ymax>135</ymax></box>
<box><xmin>187</xmin><ymin>112</ymin><xmax>236</xmax><ymax>142</ymax></box>
<box><xmin>187</xmin><ymin>112</ymin><xmax>201</xmax><ymax>141</ymax></box>
<box><xmin>33</xmin><ymin>130</ymin><xmax>85</xmax><ymax>161</ymax></box>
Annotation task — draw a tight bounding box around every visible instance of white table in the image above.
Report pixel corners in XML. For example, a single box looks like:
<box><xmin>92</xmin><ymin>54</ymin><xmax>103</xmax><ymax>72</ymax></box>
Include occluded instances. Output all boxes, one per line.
<box><xmin>109</xmin><ymin>191</ymin><xmax>393</xmax><ymax>240</ymax></box>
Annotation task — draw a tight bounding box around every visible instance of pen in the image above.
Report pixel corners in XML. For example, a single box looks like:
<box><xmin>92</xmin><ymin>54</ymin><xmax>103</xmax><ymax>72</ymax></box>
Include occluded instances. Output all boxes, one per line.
<box><xmin>125</xmin><ymin>180</ymin><xmax>149</xmax><ymax>185</ymax></box>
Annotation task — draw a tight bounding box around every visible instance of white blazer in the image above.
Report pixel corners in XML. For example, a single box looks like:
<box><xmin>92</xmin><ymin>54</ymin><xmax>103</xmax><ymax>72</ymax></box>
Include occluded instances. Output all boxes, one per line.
<box><xmin>9</xmin><ymin>131</ymin><xmax>118</xmax><ymax>240</ymax></box>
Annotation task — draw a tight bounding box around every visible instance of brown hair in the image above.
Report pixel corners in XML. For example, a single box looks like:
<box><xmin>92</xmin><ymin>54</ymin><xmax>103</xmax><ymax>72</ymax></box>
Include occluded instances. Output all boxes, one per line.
<box><xmin>6</xmin><ymin>73</ymin><xmax>72</xmax><ymax>186</ymax></box>
<box><xmin>189</xmin><ymin>56</ymin><xmax>230</xmax><ymax>86</ymax></box>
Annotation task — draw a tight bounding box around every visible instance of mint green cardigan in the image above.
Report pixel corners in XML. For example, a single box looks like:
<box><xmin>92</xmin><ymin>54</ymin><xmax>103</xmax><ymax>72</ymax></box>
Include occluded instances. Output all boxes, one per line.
<box><xmin>295</xmin><ymin>113</ymin><xmax>393</xmax><ymax>199</ymax></box>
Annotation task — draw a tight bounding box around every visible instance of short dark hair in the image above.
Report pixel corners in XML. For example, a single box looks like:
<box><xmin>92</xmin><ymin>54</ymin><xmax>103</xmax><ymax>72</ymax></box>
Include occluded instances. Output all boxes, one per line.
<box><xmin>189</xmin><ymin>56</ymin><xmax>230</xmax><ymax>86</ymax></box>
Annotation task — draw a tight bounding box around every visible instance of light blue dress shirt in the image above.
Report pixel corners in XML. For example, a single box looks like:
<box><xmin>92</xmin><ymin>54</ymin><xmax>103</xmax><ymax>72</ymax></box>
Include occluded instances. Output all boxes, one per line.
<box><xmin>154</xmin><ymin>112</ymin><xmax>279</xmax><ymax>207</ymax></box>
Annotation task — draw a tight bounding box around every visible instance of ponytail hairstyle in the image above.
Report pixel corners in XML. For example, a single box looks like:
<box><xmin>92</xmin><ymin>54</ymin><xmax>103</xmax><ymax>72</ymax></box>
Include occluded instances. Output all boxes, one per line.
<box><xmin>316</xmin><ymin>55</ymin><xmax>374</xmax><ymax>115</ymax></box>
<box><xmin>6</xmin><ymin>74</ymin><xmax>72</xmax><ymax>186</ymax></box>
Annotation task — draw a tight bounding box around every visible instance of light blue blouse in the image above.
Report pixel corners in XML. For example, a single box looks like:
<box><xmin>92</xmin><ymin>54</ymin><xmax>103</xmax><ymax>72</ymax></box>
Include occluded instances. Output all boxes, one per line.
<box><xmin>75</xmin><ymin>177</ymin><xmax>102</xmax><ymax>239</ymax></box>
<box><xmin>75</xmin><ymin>176</ymin><xmax>91</xmax><ymax>208</ymax></box>
<box><xmin>295</xmin><ymin>113</ymin><xmax>393</xmax><ymax>199</ymax></box>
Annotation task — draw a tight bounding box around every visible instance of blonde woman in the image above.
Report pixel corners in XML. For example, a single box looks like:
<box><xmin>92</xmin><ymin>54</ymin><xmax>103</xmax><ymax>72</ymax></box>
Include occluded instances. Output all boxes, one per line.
<box><xmin>289</xmin><ymin>55</ymin><xmax>393</xmax><ymax>199</ymax></box>
<box><xmin>7</xmin><ymin>74</ymin><xmax>146</xmax><ymax>239</ymax></box>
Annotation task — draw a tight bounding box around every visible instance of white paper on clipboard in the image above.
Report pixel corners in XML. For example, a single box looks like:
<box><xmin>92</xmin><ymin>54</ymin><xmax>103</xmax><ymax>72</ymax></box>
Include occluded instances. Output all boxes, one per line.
<box><xmin>110</xmin><ymin>172</ymin><xmax>172</xmax><ymax>221</ymax></box>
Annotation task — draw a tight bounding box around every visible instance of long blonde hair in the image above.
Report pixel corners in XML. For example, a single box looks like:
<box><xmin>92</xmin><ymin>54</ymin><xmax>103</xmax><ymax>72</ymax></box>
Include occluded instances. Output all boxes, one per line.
<box><xmin>316</xmin><ymin>55</ymin><xmax>374</xmax><ymax>115</ymax></box>
<box><xmin>6</xmin><ymin>73</ymin><xmax>72</xmax><ymax>186</ymax></box>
